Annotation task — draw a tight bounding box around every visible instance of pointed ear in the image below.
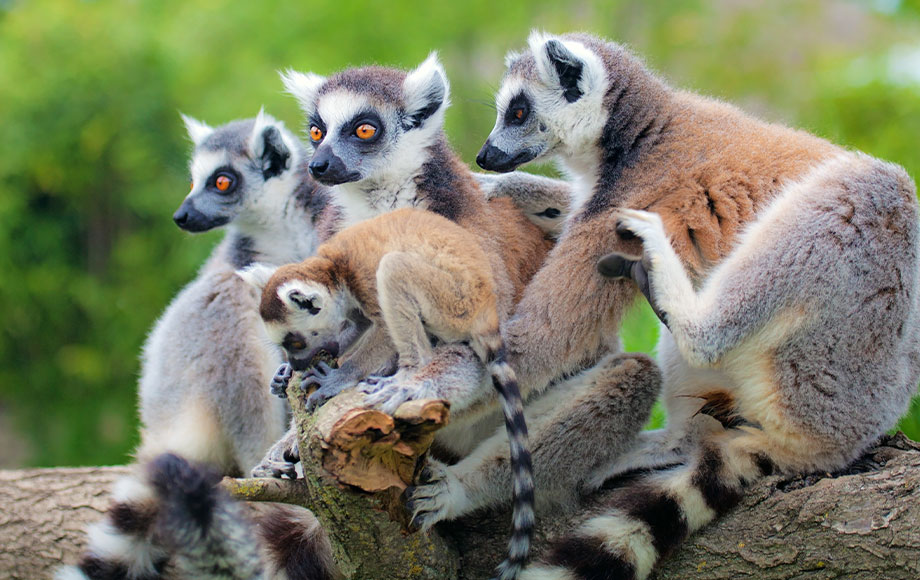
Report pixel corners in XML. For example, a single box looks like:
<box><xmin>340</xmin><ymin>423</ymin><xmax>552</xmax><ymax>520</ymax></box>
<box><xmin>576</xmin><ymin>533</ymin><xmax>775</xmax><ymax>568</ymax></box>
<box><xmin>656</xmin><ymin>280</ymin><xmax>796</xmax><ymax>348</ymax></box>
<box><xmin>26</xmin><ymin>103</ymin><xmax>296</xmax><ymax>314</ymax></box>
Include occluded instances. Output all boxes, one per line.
<box><xmin>528</xmin><ymin>32</ymin><xmax>602</xmax><ymax>103</ymax></box>
<box><xmin>180</xmin><ymin>113</ymin><xmax>214</xmax><ymax>145</ymax></box>
<box><xmin>283</xmin><ymin>288</ymin><xmax>322</xmax><ymax>315</ymax></box>
<box><xmin>249</xmin><ymin>108</ymin><xmax>291</xmax><ymax>179</ymax></box>
<box><xmin>402</xmin><ymin>52</ymin><xmax>449</xmax><ymax>129</ymax></box>
<box><xmin>236</xmin><ymin>263</ymin><xmax>278</xmax><ymax>292</ymax></box>
<box><xmin>280</xmin><ymin>69</ymin><xmax>326</xmax><ymax>114</ymax></box>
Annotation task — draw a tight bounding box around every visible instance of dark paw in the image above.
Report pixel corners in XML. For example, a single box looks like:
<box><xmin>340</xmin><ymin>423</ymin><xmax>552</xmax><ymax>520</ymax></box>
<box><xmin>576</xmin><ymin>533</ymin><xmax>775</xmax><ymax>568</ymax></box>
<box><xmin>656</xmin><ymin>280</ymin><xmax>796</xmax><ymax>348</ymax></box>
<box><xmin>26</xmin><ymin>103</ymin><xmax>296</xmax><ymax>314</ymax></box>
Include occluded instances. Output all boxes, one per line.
<box><xmin>597</xmin><ymin>253</ymin><xmax>637</xmax><ymax>279</ymax></box>
<box><xmin>270</xmin><ymin>363</ymin><xmax>293</xmax><ymax>399</ymax></box>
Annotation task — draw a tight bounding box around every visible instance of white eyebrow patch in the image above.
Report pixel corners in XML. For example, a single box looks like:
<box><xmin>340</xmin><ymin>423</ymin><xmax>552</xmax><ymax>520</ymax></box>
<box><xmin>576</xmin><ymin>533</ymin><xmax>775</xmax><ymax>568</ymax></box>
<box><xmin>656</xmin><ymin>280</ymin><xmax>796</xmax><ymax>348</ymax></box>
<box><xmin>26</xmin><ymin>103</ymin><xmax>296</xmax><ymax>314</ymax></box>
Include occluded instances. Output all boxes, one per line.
<box><xmin>315</xmin><ymin>90</ymin><xmax>377</xmax><ymax>134</ymax></box>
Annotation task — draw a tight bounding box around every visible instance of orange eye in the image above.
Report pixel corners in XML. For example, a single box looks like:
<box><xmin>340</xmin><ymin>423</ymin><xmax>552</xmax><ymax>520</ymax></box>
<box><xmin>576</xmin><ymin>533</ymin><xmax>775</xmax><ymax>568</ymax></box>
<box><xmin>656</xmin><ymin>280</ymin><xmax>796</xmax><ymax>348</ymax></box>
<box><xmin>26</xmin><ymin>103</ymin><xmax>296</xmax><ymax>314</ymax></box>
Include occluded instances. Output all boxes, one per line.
<box><xmin>189</xmin><ymin>181</ymin><xmax>194</xmax><ymax>191</ymax></box>
<box><xmin>309</xmin><ymin>126</ymin><xmax>324</xmax><ymax>142</ymax></box>
<box><xmin>355</xmin><ymin>123</ymin><xmax>377</xmax><ymax>140</ymax></box>
<box><xmin>514</xmin><ymin>109</ymin><xmax>524</xmax><ymax>120</ymax></box>
<box><xmin>215</xmin><ymin>175</ymin><xmax>232</xmax><ymax>191</ymax></box>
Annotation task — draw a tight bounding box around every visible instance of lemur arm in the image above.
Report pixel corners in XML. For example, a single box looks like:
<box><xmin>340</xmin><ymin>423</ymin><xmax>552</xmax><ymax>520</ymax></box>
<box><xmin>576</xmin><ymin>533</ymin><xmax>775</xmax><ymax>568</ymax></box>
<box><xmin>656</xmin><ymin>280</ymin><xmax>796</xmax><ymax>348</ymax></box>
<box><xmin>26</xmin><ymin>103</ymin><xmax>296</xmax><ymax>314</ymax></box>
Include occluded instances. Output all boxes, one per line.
<box><xmin>505</xmin><ymin>215</ymin><xmax>640</xmax><ymax>397</ymax></box>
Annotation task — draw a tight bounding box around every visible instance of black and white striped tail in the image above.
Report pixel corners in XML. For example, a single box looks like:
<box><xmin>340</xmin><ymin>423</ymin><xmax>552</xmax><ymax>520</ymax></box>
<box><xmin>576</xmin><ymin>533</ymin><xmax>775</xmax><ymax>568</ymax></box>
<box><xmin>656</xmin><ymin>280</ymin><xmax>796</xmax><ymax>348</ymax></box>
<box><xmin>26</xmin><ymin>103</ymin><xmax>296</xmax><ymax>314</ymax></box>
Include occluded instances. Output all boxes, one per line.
<box><xmin>488</xmin><ymin>345</ymin><xmax>536</xmax><ymax>580</ymax></box>
<box><xmin>55</xmin><ymin>462</ymin><xmax>167</xmax><ymax>580</ymax></box>
<box><xmin>57</xmin><ymin>453</ymin><xmax>337</xmax><ymax>580</ymax></box>
<box><xmin>521</xmin><ymin>435</ymin><xmax>774</xmax><ymax>580</ymax></box>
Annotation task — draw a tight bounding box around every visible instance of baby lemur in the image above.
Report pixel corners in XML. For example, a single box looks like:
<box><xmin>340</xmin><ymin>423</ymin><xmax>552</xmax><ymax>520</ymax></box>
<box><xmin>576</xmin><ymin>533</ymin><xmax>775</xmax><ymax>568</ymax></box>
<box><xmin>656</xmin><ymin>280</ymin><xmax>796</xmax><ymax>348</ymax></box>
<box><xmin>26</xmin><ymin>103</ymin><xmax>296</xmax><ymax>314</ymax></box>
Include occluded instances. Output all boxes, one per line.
<box><xmin>243</xmin><ymin>207</ymin><xmax>541</xmax><ymax>579</ymax></box>
<box><xmin>451</xmin><ymin>31</ymin><xmax>920</xmax><ymax>579</ymax></box>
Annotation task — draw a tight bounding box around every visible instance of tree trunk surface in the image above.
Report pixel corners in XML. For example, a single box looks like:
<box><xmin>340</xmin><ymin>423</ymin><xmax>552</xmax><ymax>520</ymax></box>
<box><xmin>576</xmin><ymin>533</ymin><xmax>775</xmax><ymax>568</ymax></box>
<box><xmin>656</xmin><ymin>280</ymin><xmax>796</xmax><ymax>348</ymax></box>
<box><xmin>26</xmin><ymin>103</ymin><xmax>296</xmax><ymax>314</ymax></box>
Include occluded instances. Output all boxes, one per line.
<box><xmin>4</xmin><ymin>427</ymin><xmax>919</xmax><ymax>580</ymax></box>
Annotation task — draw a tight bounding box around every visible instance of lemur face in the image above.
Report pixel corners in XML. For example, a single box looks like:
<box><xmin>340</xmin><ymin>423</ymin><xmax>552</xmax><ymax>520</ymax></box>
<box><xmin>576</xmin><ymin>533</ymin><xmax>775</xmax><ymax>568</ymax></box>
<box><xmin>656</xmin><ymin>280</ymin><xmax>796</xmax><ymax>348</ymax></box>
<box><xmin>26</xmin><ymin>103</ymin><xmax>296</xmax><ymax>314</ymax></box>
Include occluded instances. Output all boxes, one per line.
<box><xmin>238</xmin><ymin>262</ymin><xmax>371</xmax><ymax>371</ymax></box>
<box><xmin>173</xmin><ymin>111</ymin><xmax>297</xmax><ymax>232</ymax></box>
<box><xmin>281</xmin><ymin>53</ymin><xmax>449</xmax><ymax>187</ymax></box>
<box><xmin>479</xmin><ymin>32</ymin><xmax>609</xmax><ymax>173</ymax></box>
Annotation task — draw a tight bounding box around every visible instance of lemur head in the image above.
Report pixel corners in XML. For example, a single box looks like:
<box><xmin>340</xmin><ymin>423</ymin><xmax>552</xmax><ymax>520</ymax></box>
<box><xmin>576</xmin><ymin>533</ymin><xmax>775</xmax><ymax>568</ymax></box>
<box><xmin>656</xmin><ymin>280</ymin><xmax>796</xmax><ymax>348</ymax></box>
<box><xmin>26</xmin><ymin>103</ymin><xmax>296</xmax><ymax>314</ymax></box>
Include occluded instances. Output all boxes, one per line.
<box><xmin>280</xmin><ymin>53</ymin><xmax>449</xmax><ymax>187</ymax></box>
<box><xmin>478</xmin><ymin>32</ymin><xmax>613</xmax><ymax>173</ymax></box>
<box><xmin>174</xmin><ymin>109</ymin><xmax>303</xmax><ymax>232</ymax></box>
<box><xmin>238</xmin><ymin>262</ymin><xmax>371</xmax><ymax>371</ymax></box>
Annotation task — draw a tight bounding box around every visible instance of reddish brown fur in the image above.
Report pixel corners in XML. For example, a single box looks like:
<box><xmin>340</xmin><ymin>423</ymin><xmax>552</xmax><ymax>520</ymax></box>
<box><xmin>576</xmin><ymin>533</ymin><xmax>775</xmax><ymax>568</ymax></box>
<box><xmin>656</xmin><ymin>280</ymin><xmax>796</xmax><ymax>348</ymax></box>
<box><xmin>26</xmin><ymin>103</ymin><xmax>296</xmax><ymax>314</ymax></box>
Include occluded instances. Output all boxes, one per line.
<box><xmin>509</xmin><ymin>88</ymin><xmax>842</xmax><ymax>395</ymax></box>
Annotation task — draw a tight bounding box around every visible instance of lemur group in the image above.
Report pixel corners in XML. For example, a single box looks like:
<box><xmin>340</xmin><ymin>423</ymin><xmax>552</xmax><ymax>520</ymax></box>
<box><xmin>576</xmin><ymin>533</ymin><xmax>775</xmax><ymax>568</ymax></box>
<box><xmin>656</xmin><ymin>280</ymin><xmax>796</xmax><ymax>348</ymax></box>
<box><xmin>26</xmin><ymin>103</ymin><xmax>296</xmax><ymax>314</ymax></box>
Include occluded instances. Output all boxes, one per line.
<box><xmin>61</xmin><ymin>32</ymin><xmax>920</xmax><ymax>580</ymax></box>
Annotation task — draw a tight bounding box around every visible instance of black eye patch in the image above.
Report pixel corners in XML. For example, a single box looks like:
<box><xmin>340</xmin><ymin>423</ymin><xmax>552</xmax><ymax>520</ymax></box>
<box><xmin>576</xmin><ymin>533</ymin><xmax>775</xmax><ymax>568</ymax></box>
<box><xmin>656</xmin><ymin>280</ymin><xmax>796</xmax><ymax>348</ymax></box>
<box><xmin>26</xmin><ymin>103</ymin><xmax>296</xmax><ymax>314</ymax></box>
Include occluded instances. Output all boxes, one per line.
<box><xmin>504</xmin><ymin>92</ymin><xmax>531</xmax><ymax>126</ymax></box>
<box><xmin>343</xmin><ymin>111</ymin><xmax>384</xmax><ymax>143</ymax></box>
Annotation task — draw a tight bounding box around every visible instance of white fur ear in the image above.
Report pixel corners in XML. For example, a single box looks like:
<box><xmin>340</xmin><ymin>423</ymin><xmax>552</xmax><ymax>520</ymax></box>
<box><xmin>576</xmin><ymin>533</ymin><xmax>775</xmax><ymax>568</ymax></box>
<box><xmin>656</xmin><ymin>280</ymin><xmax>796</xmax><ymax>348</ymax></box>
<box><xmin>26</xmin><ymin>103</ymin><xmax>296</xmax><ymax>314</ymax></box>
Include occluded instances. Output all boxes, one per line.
<box><xmin>402</xmin><ymin>52</ymin><xmax>450</xmax><ymax>128</ymax></box>
<box><xmin>180</xmin><ymin>113</ymin><xmax>214</xmax><ymax>145</ymax></box>
<box><xmin>528</xmin><ymin>31</ymin><xmax>604</xmax><ymax>100</ymax></box>
<box><xmin>248</xmin><ymin>107</ymin><xmax>280</xmax><ymax>158</ymax></box>
<box><xmin>280</xmin><ymin>69</ymin><xmax>326</xmax><ymax>114</ymax></box>
<box><xmin>279</xmin><ymin>283</ymin><xmax>324</xmax><ymax>314</ymax></box>
<box><xmin>236</xmin><ymin>263</ymin><xmax>278</xmax><ymax>292</ymax></box>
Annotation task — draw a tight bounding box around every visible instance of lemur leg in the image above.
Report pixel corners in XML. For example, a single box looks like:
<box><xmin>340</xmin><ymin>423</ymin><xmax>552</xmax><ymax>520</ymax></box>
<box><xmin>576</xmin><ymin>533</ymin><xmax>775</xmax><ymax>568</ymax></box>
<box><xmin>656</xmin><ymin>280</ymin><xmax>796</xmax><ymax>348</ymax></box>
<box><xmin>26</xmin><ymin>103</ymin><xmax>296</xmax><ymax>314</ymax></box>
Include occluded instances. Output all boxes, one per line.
<box><xmin>406</xmin><ymin>353</ymin><xmax>661</xmax><ymax>528</ymax></box>
<box><xmin>589</xmin><ymin>329</ymin><xmax>736</xmax><ymax>485</ymax></box>
<box><xmin>504</xmin><ymin>216</ymin><xmax>640</xmax><ymax>398</ymax></box>
<box><xmin>522</xmin><ymin>424</ymin><xmax>837</xmax><ymax>580</ymax></box>
<box><xmin>601</xmin><ymin>208</ymin><xmax>796</xmax><ymax>368</ymax></box>
<box><xmin>362</xmin><ymin>251</ymin><xmax>491</xmax><ymax>414</ymax></box>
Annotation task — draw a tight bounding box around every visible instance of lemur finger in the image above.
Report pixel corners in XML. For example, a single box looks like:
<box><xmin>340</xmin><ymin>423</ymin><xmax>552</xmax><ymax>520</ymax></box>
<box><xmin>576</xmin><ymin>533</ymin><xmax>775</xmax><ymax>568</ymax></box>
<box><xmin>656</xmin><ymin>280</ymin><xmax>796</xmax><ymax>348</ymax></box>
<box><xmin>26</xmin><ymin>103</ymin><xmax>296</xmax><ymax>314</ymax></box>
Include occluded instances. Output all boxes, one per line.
<box><xmin>251</xmin><ymin>459</ymin><xmax>298</xmax><ymax>479</ymax></box>
<box><xmin>270</xmin><ymin>363</ymin><xmax>293</xmax><ymax>398</ymax></box>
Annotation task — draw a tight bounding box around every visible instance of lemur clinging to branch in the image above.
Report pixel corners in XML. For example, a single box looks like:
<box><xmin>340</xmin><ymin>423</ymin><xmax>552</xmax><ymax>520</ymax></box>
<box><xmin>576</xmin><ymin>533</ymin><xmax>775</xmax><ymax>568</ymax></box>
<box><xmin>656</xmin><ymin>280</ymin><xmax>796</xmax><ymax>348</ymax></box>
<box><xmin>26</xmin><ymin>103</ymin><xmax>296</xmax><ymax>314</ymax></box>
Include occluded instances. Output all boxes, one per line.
<box><xmin>242</xmin><ymin>207</ymin><xmax>543</xmax><ymax>580</ymax></box>
<box><xmin>416</xmin><ymin>31</ymin><xmax>919</xmax><ymax>580</ymax></box>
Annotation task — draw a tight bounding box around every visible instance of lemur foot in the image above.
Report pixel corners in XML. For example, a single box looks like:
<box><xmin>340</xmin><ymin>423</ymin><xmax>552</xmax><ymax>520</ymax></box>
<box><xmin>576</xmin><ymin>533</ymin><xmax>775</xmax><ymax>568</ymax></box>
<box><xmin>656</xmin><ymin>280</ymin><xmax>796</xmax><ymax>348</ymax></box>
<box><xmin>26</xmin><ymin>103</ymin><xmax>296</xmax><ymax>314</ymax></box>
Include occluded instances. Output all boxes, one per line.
<box><xmin>359</xmin><ymin>369</ymin><xmax>435</xmax><ymax>415</ymax></box>
<box><xmin>251</xmin><ymin>430</ymin><xmax>299</xmax><ymax>479</ymax></box>
<box><xmin>598</xmin><ymin>209</ymin><xmax>671</xmax><ymax>326</ymax></box>
<box><xmin>303</xmin><ymin>362</ymin><xmax>357</xmax><ymax>413</ymax></box>
<box><xmin>269</xmin><ymin>363</ymin><xmax>293</xmax><ymax>398</ymax></box>
<box><xmin>404</xmin><ymin>460</ymin><xmax>469</xmax><ymax>530</ymax></box>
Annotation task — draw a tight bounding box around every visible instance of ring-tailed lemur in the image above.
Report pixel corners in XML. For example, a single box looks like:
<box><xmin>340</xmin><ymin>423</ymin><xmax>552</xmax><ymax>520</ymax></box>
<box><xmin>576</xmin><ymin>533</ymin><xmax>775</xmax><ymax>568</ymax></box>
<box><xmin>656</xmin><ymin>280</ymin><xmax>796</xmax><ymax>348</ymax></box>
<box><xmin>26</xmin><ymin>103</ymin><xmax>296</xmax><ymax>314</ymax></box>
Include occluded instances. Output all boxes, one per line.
<box><xmin>260</xmin><ymin>53</ymin><xmax>663</xmax><ymax>580</ymax></box>
<box><xmin>452</xmin><ymin>31</ymin><xmax>919</xmax><ymax>579</ymax></box>
<box><xmin>60</xmin><ymin>111</ymin><xmax>343</xmax><ymax>580</ymax></box>
<box><xmin>242</xmin><ymin>207</ymin><xmax>546</xmax><ymax>579</ymax></box>
<box><xmin>57</xmin><ymin>453</ymin><xmax>335</xmax><ymax>580</ymax></box>
<box><xmin>138</xmin><ymin>109</ymin><xmax>339</xmax><ymax>476</ymax></box>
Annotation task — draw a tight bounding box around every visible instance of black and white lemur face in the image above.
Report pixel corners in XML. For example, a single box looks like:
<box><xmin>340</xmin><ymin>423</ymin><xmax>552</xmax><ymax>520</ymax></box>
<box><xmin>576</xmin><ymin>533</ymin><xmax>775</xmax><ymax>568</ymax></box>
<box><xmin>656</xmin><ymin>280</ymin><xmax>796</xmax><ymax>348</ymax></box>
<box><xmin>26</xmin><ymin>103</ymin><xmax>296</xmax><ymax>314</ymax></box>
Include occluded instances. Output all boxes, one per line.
<box><xmin>478</xmin><ymin>32</ymin><xmax>611</xmax><ymax>174</ymax></box>
<box><xmin>280</xmin><ymin>53</ymin><xmax>449</xmax><ymax>188</ymax></box>
<box><xmin>173</xmin><ymin>110</ymin><xmax>299</xmax><ymax>232</ymax></box>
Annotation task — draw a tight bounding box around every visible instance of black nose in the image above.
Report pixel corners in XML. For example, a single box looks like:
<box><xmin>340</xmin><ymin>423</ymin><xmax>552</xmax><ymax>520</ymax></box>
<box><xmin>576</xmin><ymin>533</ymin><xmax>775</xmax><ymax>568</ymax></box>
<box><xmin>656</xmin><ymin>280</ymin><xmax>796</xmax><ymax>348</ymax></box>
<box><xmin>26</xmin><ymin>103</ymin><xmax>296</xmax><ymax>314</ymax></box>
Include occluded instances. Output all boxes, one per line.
<box><xmin>477</xmin><ymin>142</ymin><xmax>514</xmax><ymax>173</ymax></box>
<box><xmin>308</xmin><ymin>147</ymin><xmax>361</xmax><ymax>185</ymax></box>
<box><xmin>173</xmin><ymin>208</ymin><xmax>189</xmax><ymax>227</ymax></box>
<box><xmin>309</xmin><ymin>158</ymin><xmax>330</xmax><ymax>178</ymax></box>
<box><xmin>172</xmin><ymin>199</ymin><xmax>229</xmax><ymax>233</ymax></box>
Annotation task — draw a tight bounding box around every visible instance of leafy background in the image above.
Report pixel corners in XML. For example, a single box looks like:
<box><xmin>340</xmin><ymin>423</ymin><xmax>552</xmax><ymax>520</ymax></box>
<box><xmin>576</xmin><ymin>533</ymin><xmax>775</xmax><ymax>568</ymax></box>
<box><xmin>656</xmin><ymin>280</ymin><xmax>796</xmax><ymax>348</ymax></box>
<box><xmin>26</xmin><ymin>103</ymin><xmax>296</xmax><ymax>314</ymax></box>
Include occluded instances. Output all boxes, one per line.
<box><xmin>1</xmin><ymin>0</ymin><xmax>918</xmax><ymax>467</ymax></box>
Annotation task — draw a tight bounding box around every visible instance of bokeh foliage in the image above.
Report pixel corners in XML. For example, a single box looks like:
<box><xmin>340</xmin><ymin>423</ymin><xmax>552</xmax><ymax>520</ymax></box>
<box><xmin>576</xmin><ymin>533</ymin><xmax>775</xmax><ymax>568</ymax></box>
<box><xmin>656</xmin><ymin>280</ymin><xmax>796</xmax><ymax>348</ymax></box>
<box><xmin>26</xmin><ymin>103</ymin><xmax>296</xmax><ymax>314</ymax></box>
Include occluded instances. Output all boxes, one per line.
<box><xmin>0</xmin><ymin>0</ymin><xmax>918</xmax><ymax>467</ymax></box>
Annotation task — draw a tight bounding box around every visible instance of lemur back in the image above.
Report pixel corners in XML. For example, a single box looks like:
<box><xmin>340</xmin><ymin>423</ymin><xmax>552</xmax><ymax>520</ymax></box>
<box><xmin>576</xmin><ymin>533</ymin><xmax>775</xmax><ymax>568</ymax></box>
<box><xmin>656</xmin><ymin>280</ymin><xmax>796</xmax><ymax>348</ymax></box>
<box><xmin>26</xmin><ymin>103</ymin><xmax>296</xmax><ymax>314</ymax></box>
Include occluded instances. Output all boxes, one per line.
<box><xmin>246</xmin><ymin>208</ymin><xmax>543</xmax><ymax>579</ymax></box>
<box><xmin>467</xmin><ymin>32</ymin><xmax>920</xmax><ymax>579</ymax></box>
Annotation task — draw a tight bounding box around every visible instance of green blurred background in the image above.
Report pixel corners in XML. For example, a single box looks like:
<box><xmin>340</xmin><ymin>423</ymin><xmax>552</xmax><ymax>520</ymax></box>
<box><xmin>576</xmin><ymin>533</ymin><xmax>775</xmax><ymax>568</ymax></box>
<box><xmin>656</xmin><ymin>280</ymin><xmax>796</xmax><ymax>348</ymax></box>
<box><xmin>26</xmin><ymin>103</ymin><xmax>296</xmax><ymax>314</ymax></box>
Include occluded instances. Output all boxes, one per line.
<box><xmin>1</xmin><ymin>0</ymin><xmax>918</xmax><ymax>468</ymax></box>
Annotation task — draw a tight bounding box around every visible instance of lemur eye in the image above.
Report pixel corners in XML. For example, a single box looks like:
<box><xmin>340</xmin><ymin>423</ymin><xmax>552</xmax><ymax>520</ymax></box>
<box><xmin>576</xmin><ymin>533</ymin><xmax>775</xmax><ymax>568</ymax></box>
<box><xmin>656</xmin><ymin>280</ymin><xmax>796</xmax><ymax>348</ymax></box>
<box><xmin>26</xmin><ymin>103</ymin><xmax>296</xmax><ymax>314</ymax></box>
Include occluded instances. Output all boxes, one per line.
<box><xmin>215</xmin><ymin>174</ymin><xmax>233</xmax><ymax>192</ymax></box>
<box><xmin>355</xmin><ymin>123</ymin><xmax>377</xmax><ymax>140</ymax></box>
<box><xmin>289</xmin><ymin>340</ymin><xmax>306</xmax><ymax>351</ymax></box>
<box><xmin>189</xmin><ymin>181</ymin><xmax>194</xmax><ymax>191</ymax></box>
<box><xmin>514</xmin><ymin>108</ymin><xmax>525</xmax><ymax>120</ymax></box>
<box><xmin>309</xmin><ymin>126</ymin><xmax>324</xmax><ymax>142</ymax></box>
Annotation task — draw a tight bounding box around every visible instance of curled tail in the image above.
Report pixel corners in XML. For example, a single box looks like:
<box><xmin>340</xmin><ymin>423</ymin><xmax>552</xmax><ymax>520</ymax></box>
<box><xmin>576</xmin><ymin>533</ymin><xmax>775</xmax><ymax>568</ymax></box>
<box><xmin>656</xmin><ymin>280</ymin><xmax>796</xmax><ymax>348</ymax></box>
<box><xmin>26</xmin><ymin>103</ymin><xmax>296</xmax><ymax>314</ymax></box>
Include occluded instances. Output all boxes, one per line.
<box><xmin>522</xmin><ymin>429</ymin><xmax>774</xmax><ymax>580</ymax></box>
<box><xmin>58</xmin><ymin>453</ymin><xmax>337</xmax><ymax>580</ymax></box>
<box><xmin>487</xmin><ymin>343</ymin><xmax>536</xmax><ymax>580</ymax></box>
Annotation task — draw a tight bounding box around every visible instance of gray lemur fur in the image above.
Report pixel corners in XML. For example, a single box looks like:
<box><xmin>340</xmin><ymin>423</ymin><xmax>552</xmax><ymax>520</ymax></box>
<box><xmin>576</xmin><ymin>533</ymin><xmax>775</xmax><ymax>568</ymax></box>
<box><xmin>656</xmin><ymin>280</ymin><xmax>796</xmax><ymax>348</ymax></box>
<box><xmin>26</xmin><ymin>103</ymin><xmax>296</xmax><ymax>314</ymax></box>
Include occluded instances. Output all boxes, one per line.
<box><xmin>464</xmin><ymin>31</ymin><xmax>920</xmax><ymax>580</ymax></box>
<box><xmin>137</xmin><ymin>110</ymin><xmax>339</xmax><ymax>477</ymax></box>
